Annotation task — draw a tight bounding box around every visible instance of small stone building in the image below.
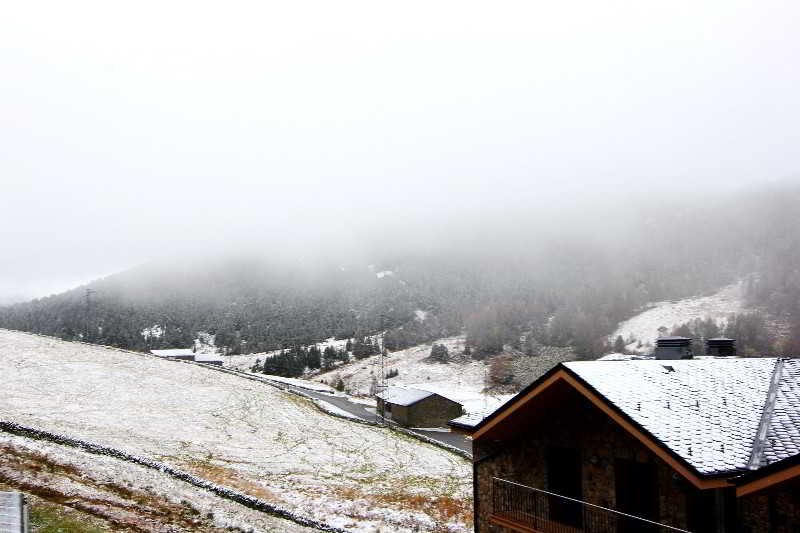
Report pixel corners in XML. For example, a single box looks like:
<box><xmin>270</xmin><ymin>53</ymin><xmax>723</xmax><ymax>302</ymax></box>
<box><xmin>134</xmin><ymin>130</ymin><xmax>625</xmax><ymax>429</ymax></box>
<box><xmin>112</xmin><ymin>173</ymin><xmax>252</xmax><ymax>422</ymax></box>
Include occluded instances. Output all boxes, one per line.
<box><xmin>376</xmin><ymin>387</ymin><xmax>463</xmax><ymax>428</ymax></box>
<box><xmin>451</xmin><ymin>358</ymin><xmax>800</xmax><ymax>533</ymax></box>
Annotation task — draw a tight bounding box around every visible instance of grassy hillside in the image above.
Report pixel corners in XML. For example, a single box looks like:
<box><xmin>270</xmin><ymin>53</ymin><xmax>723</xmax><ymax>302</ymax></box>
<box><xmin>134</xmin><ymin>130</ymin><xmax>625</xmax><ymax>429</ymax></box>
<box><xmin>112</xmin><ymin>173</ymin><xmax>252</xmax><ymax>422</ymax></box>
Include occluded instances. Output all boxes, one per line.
<box><xmin>0</xmin><ymin>329</ymin><xmax>471</xmax><ymax>532</ymax></box>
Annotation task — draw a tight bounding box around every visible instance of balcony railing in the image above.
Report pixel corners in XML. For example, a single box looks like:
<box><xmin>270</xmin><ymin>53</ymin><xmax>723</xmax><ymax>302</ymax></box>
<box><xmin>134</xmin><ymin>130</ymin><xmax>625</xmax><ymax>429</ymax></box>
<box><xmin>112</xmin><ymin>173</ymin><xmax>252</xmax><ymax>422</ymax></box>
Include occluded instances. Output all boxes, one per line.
<box><xmin>491</xmin><ymin>478</ymin><xmax>690</xmax><ymax>533</ymax></box>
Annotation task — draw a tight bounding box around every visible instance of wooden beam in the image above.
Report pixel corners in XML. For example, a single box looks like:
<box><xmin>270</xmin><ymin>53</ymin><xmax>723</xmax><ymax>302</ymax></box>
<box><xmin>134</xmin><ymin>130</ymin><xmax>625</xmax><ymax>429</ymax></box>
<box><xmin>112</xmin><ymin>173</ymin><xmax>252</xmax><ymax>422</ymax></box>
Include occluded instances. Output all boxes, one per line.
<box><xmin>736</xmin><ymin>463</ymin><xmax>800</xmax><ymax>497</ymax></box>
<box><xmin>472</xmin><ymin>370</ymin><xmax>566</xmax><ymax>440</ymax></box>
<box><xmin>488</xmin><ymin>514</ymin><xmax>543</xmax><ymax>533</ymax></box>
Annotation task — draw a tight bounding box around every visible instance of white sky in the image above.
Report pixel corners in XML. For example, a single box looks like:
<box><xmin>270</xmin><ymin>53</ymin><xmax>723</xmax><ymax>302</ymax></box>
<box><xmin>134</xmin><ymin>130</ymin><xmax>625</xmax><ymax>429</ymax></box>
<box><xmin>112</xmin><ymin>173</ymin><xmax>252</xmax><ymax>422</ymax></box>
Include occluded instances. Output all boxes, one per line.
<box><xmin>1</xmin><ymin>1</ymin><xmax>799</xmax><ymax>300</ymax></box>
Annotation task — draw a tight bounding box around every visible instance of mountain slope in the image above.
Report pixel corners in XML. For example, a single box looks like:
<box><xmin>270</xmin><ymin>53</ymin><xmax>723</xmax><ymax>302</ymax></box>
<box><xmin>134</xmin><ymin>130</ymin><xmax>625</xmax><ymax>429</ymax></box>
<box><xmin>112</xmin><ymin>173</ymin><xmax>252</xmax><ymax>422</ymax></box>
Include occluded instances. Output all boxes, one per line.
<box><xmin>2</xmin><ymin>183</ymin><xmax>800</xmax><ymax>359</ymax></box>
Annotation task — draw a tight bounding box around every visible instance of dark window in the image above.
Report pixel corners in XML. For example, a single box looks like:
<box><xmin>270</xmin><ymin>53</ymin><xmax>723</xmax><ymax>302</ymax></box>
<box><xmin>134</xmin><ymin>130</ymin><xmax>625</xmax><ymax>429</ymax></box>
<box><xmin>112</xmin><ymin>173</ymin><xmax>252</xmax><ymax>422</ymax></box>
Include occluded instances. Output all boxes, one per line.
<box><xmin>686</xmin><ymin>487</ymin><xmax>715</xmax><ymax>533</ymax></box>
<box><xmin>615</xmin><ymin>459</ymin><xmax>659</xmax><ymax>532</ymax></box>
<box><xmin>385</xmin><ymin>403</ymin><xmax>392</xmax><ymax>412</ymax></box>
<box><xmin>546</xmin><ymin>447</ymin><xmax>583</xmax><ymax>527</ymax></box>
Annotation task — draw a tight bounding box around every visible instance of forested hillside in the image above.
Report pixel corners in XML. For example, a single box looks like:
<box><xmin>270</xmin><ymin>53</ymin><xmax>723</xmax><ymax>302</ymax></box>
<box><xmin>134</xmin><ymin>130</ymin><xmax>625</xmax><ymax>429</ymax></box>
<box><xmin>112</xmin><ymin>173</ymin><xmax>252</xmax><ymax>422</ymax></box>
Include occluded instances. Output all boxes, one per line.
<box><xmin>2</xmin><ymin>184</ymin><xmax>799</xmax><ymax>359</ymax></box>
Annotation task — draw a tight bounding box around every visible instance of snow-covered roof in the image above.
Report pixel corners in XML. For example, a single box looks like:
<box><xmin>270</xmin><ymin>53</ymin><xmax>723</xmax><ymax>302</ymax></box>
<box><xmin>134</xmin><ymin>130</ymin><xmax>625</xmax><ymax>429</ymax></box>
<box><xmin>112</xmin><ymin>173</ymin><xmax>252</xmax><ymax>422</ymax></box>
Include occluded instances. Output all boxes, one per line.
<box><xmin>465</xmin><ymin>357</ymin><xmax>800</xmax><ymax>479</ymax></box>
<box><xmin>564</xmin><ymin>358</ymin><xmax>796</xmax><ymax>476</ymax></box>
<box><xmin>597</xmin><ymin>353</ymin><xmax>652</xmax><ymax>361</ymax></box>
<box><xmin>762</xmin><ymin>359</ymin><xmax>800</xmax><ymax>466</ymax></box>
<box><xmin>150</xmin><ymin>349</ymin><xmax>195</xmax><ymax>357</ymax></box>
<box><xmin>377</xmin><ymin>387</ymin><xmax>436</xmax><ymax>406</ymax></box>
<box><xmin>449</xmin><ymin>411</ymin><xmax>491</xmax><ymax>429</ymax></box>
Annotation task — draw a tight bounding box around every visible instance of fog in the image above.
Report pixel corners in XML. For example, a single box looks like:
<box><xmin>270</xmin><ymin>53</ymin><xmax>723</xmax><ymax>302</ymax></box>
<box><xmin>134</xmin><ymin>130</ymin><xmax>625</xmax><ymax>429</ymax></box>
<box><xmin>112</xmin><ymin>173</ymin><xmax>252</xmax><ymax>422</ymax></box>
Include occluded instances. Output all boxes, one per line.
<box><xmin>1</xmin><ymin>1</ymin><xmax>799</xmax><ymax>302</ymax></box>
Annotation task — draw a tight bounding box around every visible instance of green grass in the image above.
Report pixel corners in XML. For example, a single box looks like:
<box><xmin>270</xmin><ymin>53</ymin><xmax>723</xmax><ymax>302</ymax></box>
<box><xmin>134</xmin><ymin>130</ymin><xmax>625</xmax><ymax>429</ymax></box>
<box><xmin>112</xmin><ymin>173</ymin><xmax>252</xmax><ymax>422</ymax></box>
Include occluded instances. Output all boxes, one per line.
<box><xmin>29</xmin><ymin>505</ymin><xmax>109</xmax><ymax>533</ymax></box>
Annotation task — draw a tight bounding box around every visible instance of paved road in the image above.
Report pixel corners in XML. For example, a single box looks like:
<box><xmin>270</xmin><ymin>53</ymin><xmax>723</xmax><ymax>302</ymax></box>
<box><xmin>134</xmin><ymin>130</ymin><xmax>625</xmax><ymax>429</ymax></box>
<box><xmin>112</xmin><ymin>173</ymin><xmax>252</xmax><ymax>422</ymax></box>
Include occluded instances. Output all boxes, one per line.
<box><xmin>262</xmin><ymin>378</ymin><xmax>473</xmax><ymax>455</ymax></box>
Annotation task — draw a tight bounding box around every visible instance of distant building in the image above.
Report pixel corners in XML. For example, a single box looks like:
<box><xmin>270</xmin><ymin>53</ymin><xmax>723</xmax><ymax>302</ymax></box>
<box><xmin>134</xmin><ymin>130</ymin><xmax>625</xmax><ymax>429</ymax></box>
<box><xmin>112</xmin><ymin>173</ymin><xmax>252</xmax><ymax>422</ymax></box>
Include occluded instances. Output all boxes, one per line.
<box><xmin>450</xmin><ymin>357</ymin><xmax>800</xmax><ymax>532</ymax></box>
<box><xmin>376</xmin><ymin>387</ymin><xmax>463</xmax><ymax>428</ymax></box>
<box><xmin>150</xmin><ymin>349</ymin><xmax>195</xmax><ymax>361</ymax></box>
<box><xmin>194</xmin><ymin>353</ymin><xmax>224</xmax><ymax>366</ymax></box>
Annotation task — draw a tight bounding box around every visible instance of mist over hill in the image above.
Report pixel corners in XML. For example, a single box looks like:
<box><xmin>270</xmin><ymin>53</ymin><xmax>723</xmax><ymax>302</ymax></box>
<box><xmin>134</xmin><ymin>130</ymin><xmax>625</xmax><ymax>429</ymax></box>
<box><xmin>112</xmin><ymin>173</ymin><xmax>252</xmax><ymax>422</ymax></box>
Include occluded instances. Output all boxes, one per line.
<box><xmin>2</xmin><ymin>183</ymin><xmax>800</xmax><ymax>359</ymax></box>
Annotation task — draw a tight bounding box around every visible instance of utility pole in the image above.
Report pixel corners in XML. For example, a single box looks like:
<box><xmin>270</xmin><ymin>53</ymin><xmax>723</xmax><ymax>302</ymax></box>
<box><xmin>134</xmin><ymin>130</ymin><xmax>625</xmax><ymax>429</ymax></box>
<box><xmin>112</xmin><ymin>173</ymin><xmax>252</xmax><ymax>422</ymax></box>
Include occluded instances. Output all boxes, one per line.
<box><xmin>84</xmin><ymin>288</ymin><xmax>96</xmax><ymax>340</ymax></box>
<box><xmin>377</xmin><ymin>342</ymin><xmax>388</xmax><ymax>424</ymax></box>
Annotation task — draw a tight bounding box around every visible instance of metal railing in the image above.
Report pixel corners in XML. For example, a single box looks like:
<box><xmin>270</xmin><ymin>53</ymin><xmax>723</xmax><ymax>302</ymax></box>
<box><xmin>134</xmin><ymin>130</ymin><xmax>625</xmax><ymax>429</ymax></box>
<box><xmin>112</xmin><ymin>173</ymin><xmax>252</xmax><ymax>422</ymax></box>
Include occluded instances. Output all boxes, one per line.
<box><xmin>492</xmin><ymin>478</ymin><xmax>690</xmax><ymax>533</ymax></box>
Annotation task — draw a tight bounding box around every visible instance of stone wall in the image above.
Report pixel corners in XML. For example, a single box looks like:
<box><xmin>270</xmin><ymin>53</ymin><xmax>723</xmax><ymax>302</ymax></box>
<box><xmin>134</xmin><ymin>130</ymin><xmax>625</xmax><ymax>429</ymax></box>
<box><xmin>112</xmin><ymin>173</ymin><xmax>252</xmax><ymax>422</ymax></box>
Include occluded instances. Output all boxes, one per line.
<box><xmin>473</xmin><ymin>393</ymin><xmax>693</xmax><ymax>532</ymax></box>
<box><xmin>406</xmin><ymin>395</ymin><xmax>464</xmax><ymax>428</ymax></box>
<box><xmin>739</xmin><ymin>480</ymin><xmax>800</xmax><ymax>533</ymax></box>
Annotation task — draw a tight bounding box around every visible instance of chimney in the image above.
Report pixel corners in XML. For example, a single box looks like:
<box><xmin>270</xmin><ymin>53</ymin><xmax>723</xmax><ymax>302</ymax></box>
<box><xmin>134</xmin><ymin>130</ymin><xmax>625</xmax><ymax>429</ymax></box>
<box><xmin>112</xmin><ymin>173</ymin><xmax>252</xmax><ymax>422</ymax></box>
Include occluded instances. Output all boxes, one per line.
<box><xmin>706</xmin><ymin>337</ymin><xmax>736</xmax><ymax>357</ymax></box>
<box><xmin>654</xmin><ymin>336</ymin><xmax>693</xmax><ymax>360</ymax></box>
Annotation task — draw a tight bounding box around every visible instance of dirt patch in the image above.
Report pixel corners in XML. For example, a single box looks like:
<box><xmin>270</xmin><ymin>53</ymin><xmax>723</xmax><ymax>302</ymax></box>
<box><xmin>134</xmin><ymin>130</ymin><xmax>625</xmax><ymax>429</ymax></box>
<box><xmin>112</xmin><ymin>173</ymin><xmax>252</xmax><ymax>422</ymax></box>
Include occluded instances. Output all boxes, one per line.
<box><xmin>183</xmin><ymin>458</ymin><xmax>280</xmax><ymax>503</ymax></box>
<box><xmin>332</xmin><ymin>482</ymin><xmax>473</xmax><ymax>532</ymax></box>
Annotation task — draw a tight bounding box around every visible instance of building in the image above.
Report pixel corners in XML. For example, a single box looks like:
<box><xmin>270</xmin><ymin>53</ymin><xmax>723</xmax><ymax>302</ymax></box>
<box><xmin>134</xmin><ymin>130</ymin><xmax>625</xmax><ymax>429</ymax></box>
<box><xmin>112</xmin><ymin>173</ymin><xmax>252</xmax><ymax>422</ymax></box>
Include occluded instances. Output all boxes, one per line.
<box><xmin>150</xmin><ymin>349</ymin><xmax>195</xmax><ymax>361</ymax></box>
<box><xmin>376</xmin><ymin>387</ymin><xmax>463</xmax><ymax>428</ymax></box>
<box><xmin>450</xmin><ymin>356</ymin><xmax>800</xmax><ymax>532</ymax></box>
<box><xmin>194</xmin><ymin>353</ymin><xmax>224</xmax><ymax>366</ymax></box>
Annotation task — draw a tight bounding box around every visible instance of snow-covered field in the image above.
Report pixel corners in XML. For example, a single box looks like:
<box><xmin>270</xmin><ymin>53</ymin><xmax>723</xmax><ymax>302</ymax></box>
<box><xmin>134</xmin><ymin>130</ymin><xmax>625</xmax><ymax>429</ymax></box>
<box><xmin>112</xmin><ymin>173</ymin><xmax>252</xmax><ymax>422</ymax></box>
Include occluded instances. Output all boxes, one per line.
<box><xmin>0</xmin><ymin>329</ymin><xmax>471</xmax><ymax>532</ymax></box>
<box><xmin>0</xmin><ymin>432</ymin><xmax>317</xmax><ymax>532</ymax></box>
<box><xmin>316</xmin><ymin>336</ymin><xmax>512</xmax><ymax>415</ymax></box>
<box><xmin>610</xmin><ymin>282</ymin><xmax>745</xmax><ymax>354</ymax></box>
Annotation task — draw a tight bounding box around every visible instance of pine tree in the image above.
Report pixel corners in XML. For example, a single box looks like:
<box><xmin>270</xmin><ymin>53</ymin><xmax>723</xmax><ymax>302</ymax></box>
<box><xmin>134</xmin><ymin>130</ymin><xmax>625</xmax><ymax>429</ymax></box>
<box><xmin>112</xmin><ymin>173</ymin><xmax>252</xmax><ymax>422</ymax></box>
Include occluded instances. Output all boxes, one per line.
<box><xmin>429</xmin><ymin>343</ymin><xmax>449</xmax><ymax>363</ymax></box>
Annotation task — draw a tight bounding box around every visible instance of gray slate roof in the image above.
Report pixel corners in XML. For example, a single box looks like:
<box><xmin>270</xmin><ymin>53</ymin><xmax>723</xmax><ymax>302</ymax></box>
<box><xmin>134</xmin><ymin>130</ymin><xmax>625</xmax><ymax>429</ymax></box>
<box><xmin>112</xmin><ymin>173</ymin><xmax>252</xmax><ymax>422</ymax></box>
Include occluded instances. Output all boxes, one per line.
<box><xmin>762</xmin><ymin>358</ymin><xmax>800</xmax><ymax>466</ymax></box>
<box><xmin>377</xmin><ymin>387</ymin><xmax>435</xmax><ymax>406</ymax></box>
<box><xmin>563</xmin><ymin>358</ymin><xmax>800</xmax><ymax>476</ymax></box>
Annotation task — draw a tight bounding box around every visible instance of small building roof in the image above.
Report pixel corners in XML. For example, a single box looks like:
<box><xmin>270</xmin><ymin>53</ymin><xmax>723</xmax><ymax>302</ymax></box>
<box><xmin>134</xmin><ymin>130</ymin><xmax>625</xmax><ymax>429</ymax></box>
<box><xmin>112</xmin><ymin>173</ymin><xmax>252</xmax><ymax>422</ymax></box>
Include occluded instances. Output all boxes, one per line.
<box><xmin>377</xmin><ymin>387</ymin><xmax>437</xmax><ymax>406</ymax></box>
<box><xmin>150</xmin><ymin>349</ymin><xmax>195</xmax><ymax>357</ymax></box>
<box><xmin>449</xmin><ymin>411</ymin><xmax>491</xmax><ymax>429</ymax></box>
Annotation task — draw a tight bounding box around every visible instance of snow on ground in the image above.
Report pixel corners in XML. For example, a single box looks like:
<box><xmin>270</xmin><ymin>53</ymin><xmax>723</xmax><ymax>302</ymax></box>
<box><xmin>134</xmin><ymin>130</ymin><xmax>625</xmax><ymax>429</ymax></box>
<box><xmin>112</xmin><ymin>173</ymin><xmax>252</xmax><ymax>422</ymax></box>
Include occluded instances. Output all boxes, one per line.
<box><xmin>224</xmin><ymin>337</ymin><xmax>354</xmax><ymax>372</ymax></box>
<box><xmin>261</xmin><ymin>374</ymin><xmax>336</xmax><ymax>393</ymax></box>
<box><xmin>0</xmin><ymin>329</ymin><xmax>471</xmax><ymax>533</ymax></box>
<box><xmin>0</xmin><ymin>432</ymin><xmax>316</xmax><ymax>532</ymax></box>
<box><xmin>316</xmin><ymin>336</ymin><xmax>511</xmax><ymax>415</ymax></box>
<box><xmin>609</xmin><ymin>282</ymin><xmax>745</xmax><ymax>354</ymax></box>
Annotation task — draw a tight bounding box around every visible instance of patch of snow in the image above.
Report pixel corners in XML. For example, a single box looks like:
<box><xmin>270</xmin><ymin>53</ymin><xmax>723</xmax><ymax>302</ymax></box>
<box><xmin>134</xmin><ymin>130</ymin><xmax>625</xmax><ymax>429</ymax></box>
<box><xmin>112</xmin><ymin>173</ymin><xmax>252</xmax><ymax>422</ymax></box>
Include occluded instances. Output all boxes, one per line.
<box><xmin>262</xmin><ymin>374</ymin><xmax>337</xmax><ymax>393</ymax></box>
<box><xmin>376</xmin><ymin>270</ymin><xmax>394</xmax><ymax>279</ymax></box>
<box><xmin>415</xmin><ymin>309</ymin><xmax>428</xmax><ymax>322</ymax></box>
<box><xmin>193</xmin><ymin>331</ymin><xmax>219</xmax><ymax>354</ymax></box>
<box><xmin>141</xmin><ymin>324</ymin><xmax>164</xmax><ymax>340</ymax></box>
<box><xmin>609</xmin><ymin>282</ymin><xmax>745</xmax><ymax>354</ymax></box>
<box><xmin>314</xmin><ymin>400</ymin><xmax>362</xmax><ymax>420</ymax></box>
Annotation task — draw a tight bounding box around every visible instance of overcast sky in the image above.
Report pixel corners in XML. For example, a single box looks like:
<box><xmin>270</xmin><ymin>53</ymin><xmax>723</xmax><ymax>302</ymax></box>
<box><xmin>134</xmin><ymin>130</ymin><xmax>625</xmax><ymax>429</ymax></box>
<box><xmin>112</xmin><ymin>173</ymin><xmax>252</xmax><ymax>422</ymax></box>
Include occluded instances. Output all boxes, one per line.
<box><xmin>1</xmin><ymin>1</ymin><xmax>799</xmax><ymax>301</ymax></box>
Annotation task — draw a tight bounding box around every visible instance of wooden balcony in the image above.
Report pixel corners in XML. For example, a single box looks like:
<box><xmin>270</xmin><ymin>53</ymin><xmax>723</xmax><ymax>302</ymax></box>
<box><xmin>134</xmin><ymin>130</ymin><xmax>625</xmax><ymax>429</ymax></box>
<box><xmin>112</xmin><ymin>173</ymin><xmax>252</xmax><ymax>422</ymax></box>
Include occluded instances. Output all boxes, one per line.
<box><xmin>491</xmin><ymin>478</ymin><xmax>690</xmax><ymax>533</ymax></box>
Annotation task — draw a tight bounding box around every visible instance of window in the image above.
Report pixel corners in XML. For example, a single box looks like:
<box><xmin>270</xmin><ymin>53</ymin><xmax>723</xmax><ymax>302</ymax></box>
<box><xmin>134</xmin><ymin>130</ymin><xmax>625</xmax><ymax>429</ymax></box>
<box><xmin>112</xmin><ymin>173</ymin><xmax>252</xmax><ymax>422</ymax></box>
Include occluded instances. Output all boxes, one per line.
<box><xmin>546</xmin><ymin>447</ymin><xmax>583</xmax><ymax>527</ymax></box>
<box><xmin>615</xmin><ymin>459</ymin><xmax>659</xmax><ymax>532</ymax></box>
